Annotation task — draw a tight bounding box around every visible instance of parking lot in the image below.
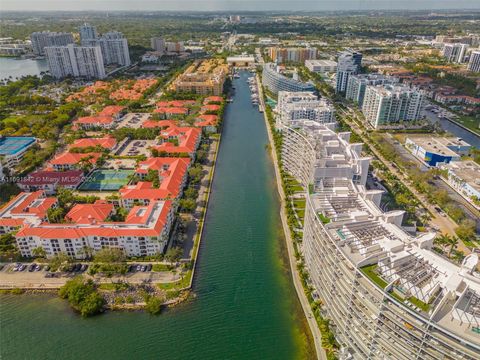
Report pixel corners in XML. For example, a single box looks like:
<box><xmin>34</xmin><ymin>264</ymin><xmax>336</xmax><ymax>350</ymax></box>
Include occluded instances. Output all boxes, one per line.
<box><xmin>116</xmin><ymin>113</ymin><xmax>151</xmax><ymax>129</ymax></box>
<box><xmin>117</xmin><ymin>139</ymin><xmax>159</xmax><ymax>157</ymax></box>
<box><xmin>0</xmin><ymin>262</ymin><xmax>180</xmax><ymax>289</ymax></box>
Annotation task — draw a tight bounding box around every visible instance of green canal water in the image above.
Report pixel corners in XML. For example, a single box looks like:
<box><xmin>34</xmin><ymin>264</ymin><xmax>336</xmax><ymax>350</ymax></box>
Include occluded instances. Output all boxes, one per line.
<box><xmin>0</xmin><ymin>71</ymin><xmax>314</xmax><ymax>360</ymax></box>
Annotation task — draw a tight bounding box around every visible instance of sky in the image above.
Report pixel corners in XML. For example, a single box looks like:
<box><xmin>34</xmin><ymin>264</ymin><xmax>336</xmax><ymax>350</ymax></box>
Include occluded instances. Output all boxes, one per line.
<box><xmin>1</xmin><ymin>0</ymin><xmax>480</xmax><ymax>12</ymax></box>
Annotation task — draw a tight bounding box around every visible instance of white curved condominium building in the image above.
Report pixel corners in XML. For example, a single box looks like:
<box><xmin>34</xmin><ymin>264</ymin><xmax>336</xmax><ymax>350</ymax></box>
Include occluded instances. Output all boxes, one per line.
<box><xmin>276</xmin><ymin>91</ymin><xmax>335</xmax><ymax>129</ymax></box>
<box><xmin>280</xmin><ymin>119</ymin><xmax>480</xmax><ymax>359</ymax></box>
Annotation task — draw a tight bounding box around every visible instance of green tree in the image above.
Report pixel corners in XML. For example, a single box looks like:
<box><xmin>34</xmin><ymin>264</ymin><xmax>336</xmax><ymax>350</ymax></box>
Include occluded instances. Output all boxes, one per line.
<box><xmin>455</xmin><ymin>219</ymin><xmax>476</xmax><ymax>242</ymax></box>
<box><xmin>49</xmin><ymin>252</ymin><xmax>71</xmax><ymax>271</ymax></box>
<box><xmin>165</xmin><ymin>246</ymin><xmax>183</xmax><ymax>263</ymax></box>
<box><xmin>93</xmin><ymin>248</ymin><xmax>126</xmax><ymax>263</ymax></box>
<box><xmin>145</xmin><ymin>296</ymin><xmax>163</xmax><ymax>315</ymax></box>
<box><xmin>179</xmin><ymin>198</ymin><xmax>196</xmax><ymax>212</ymax></box>
<box><xmin>31</xmin><ymin>246</ymin><xmax>46</xmax><ymax>259</ymax></box>
<box><xmin>59</xmin><ymin>276</ymin><xmax>104</xmax><ymax>317</ymax></box>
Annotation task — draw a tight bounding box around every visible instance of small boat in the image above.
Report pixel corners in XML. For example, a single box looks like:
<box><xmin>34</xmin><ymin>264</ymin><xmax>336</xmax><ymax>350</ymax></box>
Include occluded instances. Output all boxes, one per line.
<box><xmin>233</xmin><ymin>74</ymin><xmax>240</xmax><ymax>79</ymax></box>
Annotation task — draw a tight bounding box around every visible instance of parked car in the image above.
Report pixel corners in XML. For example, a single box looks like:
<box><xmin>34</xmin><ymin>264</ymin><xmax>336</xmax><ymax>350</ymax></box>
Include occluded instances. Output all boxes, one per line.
<box><xmin>34</xmin><ymin>264</ymin><xmax>42</xmax><ymax>271</ymax></box>
<box><xmin>18</xmin><ymin>264</ymin><xmax>27</xmax><ymax>272</ymax></box>
<box><xmin>28</xmin><ymin>264</ymin><xmax>36</xmax><ymax>272</ymax></box>
<box><xmin>80</xmin><ymin>264</ymin><xmax>88</xmax><ymax>272</ymax></box>
<box><xmin>136</xmin><ymin>265</ymin><xmax>142</xmax><ymax>272</ymax></box>
<box><xmin>141</xmin><ymin>265</ymin><xmax>147</xmax><ymax>272</ymax></box>
<box><xmin>45</xmin><ymin>272</ymin><xmax>54</xmax><ymax>278</ymax></box>
<box><xmin>146</xmin><ymin>264</ymin><xmax>152</xmax><ymax>272</ymax></box>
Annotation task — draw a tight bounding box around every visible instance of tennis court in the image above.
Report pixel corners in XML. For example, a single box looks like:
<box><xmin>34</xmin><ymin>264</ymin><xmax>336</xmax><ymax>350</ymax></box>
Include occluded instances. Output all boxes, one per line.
<box><xmin>78</xmin><ymin>169</ymin><xmax>134</xmax><ymax>191</ymax></box>
<box><xmin>0</xmin><ymin>137</ymin><xmax>36</xmax><ymax>155</ymax></box>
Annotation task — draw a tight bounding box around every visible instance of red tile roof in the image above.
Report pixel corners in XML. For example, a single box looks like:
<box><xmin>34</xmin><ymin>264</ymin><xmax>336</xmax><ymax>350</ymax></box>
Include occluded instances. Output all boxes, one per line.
<box><xmin>203</xmin><ymin>96</ymin><xmax>223</xmax><ymax>104</ymax></box>
<box><xmin>201</xmin><ymin>104</ymin><xmax>221</xmax><ymax>113</ymax></box>
<box><xmin>153</xmin><ymin>127</ymin><xmax>201</xmax><ymax>155</ymax></box>
<box><xmin>156</xmin><ymin>100</ymin><xmax>196</xmax><ymax>107</ymax></box>
<box><xmin>74</xmin><ymin>115</ymin><xmax>113</xmax><ymax>126</ymax></box>
<box><xmin>142</xmin><ymin>120</ymin><xmax>177</xmax><ymax>129</ymax></box>
<box><xmin>0</xmin><ymin>191</ymin><xmax>57</xmax><ymax>221</ymax></box>
<box><xmin>70</xmin><ymin>137</ymin><xmax>117</xmax><ymax>150</ymax></box>
<box><xmin>98</xmin><ymin>105</ymin><xmax>125</xmax><ymax>117</ymax></box>
<box><xmin>136</xmin><ymin>157</ymin><xmax>190</xmax><ymax>197</ymax></box>
<box><xmin>154</xmin><ymin>107</ymin><xmax>189</xmax><ymax>115</ymax></box>
<box><xmin>119</xmin><ymin>181</ymin><xmax>172</xmax><ymax>200</ymax></box>
<box><xmin>65</xmin><ymin>200</ymin><xmax>114</xmax><ymax>224</ymax></box>
<box><xmin>50</xmin><ymin>152</ymin><xmax>101</xmax><ymax>166</ymax></box>
<box><xmin>15</xmin><ymin>200</ymin><xmax>172</xmax><ymax>238</ymax></box>
<box><xmin>195</xmin><ymin>114</ymin><xmax>218</xmax><ymax>127</ymax></box>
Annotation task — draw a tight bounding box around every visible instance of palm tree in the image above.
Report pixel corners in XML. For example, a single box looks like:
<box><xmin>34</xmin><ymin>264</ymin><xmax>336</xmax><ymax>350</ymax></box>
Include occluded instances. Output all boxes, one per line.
<box><xmin>435</xmin><ymin>233</ymin><xmax>451</xmax><ymax>253</ymax></box>
<box><xmin>446</xmin><ymin>236</ymin><xmax>458</xmax><ymax>257</ymax></box>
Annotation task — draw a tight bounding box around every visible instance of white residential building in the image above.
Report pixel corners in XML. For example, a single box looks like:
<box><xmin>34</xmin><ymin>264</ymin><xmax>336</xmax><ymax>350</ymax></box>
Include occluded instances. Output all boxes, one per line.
<box><xmin>30</xmin><ymin>31</ymin><xmax>74</xmax><ymax>56</ymax></box>
<box><xmin>280</xmin><ymin>119</ymin><xmax>480</xmax><ymax>360</ymax></box>
<box><xmin>98</xmin><ymin>32</ymin><xmax>131</xmax><ymax>66</ymax></box>
<box><xmin>305</xmin><ymin>59</ymin><xmax>337</xmax><ymax>73</ymax></box>
<box><xmin>346</xmin><ymin>73</ymin><xmax>398</xmax><ymax>106</ymax></box>
<box><xmin>82</xmin><ymin>30</ymin><xmax>131</xmax><ymax>67</ymax></box>
<box><xmin>441</xmin><ymin>160</ymin><xmax>480</xmax><ymax>207</ymax></box>
<box><xmin>79</xmin><ymin>23</ymin><xmax>98</xmax><ymax>44</ymax></box>
<box><xmin>442</xmin><ymin>43</ymin><xmax>469</xmax><ymax>63</ymax></box>
<box><xmin>276</xmin><ymin>91</ymin><xmax>335</xmax><ymax>128</ymax></box>
<box><xmin>335</xmin><ymin>50</ymin><xmax>362</xmax><ymax>93</ymax></box>
<box><xmin>362</xmin><ymin>84</ymin><xmax>424</xmax><ymax>128</ymax></box>
<box><xmin>151</xmin><ymin>37</ymin><xmax>165</xmax><ymax>54</ymax></box>
<box><xmin>467</xmin><ymin>50</ymin><xmax>480</xmax><ymax>72</ymax></box>
<box><xmin>45</xmin><ymin>44</ymin><xmax>106</xmax><ymax>79</ymax></box>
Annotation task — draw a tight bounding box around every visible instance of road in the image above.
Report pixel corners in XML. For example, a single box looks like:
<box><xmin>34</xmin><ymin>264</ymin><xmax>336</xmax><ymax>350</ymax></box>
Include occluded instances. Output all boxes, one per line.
<box><xmin>383</xmin><ymin>133</ymin><xmax>480</xmax><ymax>228</ymax></box>
<box><xmin>338</xmin><ymin>106</ymin><xmax>462</xmax><ymax>239</ymax></box>
<box><xmin>257</xmin><ymin>74</ymin><xmax>326</xmax><ymax>360</ymax></box>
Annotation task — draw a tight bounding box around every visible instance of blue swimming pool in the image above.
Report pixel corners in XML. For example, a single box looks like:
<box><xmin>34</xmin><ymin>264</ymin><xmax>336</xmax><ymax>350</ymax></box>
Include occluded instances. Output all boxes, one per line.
<box><xmin>0</xmin><ymin>137</ymin><xmax>36</xmax><ymax>156</ymax></box>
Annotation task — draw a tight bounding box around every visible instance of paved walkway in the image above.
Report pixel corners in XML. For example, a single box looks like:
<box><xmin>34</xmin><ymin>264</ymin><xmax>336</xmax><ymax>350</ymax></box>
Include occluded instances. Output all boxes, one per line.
<box><xmin>257</xmin><ymin>75</ymin><xmax>326</xmax><ymax>360</ymax></box>
<box><xmin>0</xmin><ymin>265</ymin><xmax>179</xmax><ymax>289</ymax></box>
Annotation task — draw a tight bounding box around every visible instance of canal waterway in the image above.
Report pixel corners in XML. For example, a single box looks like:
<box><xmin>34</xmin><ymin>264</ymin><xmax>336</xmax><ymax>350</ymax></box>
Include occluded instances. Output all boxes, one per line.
<box><xmin>0</xmin><ymin>71</ymin><xmax>314</xmax><ymax>359</ymax></box>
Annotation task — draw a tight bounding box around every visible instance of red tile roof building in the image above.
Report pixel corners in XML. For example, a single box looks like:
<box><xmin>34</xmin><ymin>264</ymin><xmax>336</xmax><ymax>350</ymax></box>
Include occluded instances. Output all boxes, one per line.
<box><xmin>200</xmin><ymin>104</ymin><xmax>221</xmax><ymax>113</ymax></box>
<box><xmin>50</xmin><ymin>152</ymin><xmax>102</xmax><ymax>171</ymax></box>
<box><xmin>73</xmin><ymin>115</ymin><xmax>114</xmax><ymax>130</ymax></box>
<box><xmin>154</xmin><ymin>107</ymin><xmax>189</xmax><ymax>119</ymax></box>
<box><xmin>135</xmin><ymin>157</ymin><xmax>190</xmax><ymax>197</ymax></box>
<box><xmin>70</xmin><ymin>137</ymin><xmax>117</xmax><ymax>150</ymax></box>
<box><xmin>203</xmin><ymin>96</ymin><xmax>223</xmax><ymax>104</ymax></box>
<box><xmin>195</xmin><ymin>114</ymin><xmax>219</xmax><ymax>132</ymax></box>
<box><xmin>15</xmin><ymin>199</ymin><xmax>174</xmax><ymax>258</ymax></box>
<box><xmin>152</xmin><ymin>126</ymin><xmax>201</xmax><ymax>156</ymax></box>
<box><xmin>0</xmin><ymin>191</ymin><xmax>57</xmax><ymax>234</ymax></box>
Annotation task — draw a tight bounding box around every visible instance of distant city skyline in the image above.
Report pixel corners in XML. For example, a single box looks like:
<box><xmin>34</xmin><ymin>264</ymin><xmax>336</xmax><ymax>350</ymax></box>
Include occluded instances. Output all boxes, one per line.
<box><xmin>2</xmin><ymin>0</ymin><xmax>480</xmax><ymax>12</ymax></box>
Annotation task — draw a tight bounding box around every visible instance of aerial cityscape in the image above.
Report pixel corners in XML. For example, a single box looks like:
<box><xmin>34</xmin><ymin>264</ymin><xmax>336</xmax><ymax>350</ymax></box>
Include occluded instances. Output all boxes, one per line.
<box><xmin>0</xmin><ymin>3</ymin><xmax>479</xmax><ymax>360</ymax></box>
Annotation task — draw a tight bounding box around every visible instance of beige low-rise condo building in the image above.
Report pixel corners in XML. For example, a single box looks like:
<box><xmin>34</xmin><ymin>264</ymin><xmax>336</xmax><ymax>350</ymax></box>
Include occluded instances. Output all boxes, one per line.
<box><xmin>170</xmin><ymin>59</ymin><xmax>228</xmax><ymax>96</ymax></box>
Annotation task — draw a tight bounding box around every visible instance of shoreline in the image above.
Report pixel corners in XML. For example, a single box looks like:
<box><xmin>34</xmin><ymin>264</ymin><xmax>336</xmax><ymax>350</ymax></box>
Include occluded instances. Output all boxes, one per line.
<box><xmin>256</xmin><ymin>74</ymin><xmax>326</xmax><ymax>360</ymax></box>
<box><xmin>185</xmin><ymin>131</ymin><xmax>222</xmax><ymax>290</ymax></box>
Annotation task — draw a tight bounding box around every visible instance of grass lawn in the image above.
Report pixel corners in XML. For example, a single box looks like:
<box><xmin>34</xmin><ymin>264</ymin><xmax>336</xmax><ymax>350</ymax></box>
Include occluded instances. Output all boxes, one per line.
<box><xmin>408</xmin><ymin>296</ymin><xmax>430</xmax><ymax>312</ymax></box>
<box><xmin>152</xmin><ymin>263</ymin><xmax>174</xmax><ymax>272</ymax></box>
<box><xmin>296</xmin><ymin>209</ymin><xmax>305</xmax><ymax>220</ymax></box>
<box><xmin>293</xmin><ymin>199</ymin><xmax>306</xmax><ymax>209</ymax></box>
<box><xmin>157</xmin><ymin>270</ymin><xmax>191</xmax><ymax>290</ymax></box>
<box><xmin>456</xmin><ymin>116</ymin><xmax>480</xmax><ymax>135</ymax></box>
<box><xmin>360</xmin><ymin>264</ymin><xmax>388</xmax><ymax>289</ymax></box>
<box><xmin>98</xmin><ymin>282</ymin><xmax>129</xmax><ymax>291</ymax></box>
<box><xmin>290</xmin><ymin>185</ymin><xmax>304</xmax><ymax>193</ymax></box>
